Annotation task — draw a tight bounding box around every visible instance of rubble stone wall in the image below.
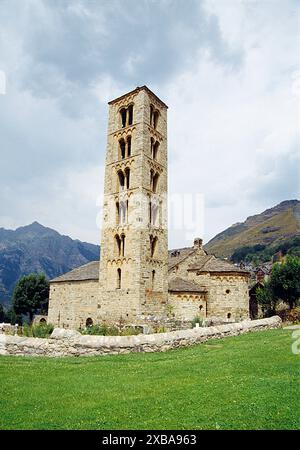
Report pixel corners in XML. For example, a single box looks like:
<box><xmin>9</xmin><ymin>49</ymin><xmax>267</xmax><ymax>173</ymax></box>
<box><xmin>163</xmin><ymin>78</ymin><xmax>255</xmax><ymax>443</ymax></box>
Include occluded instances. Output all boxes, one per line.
<box><xmin>0</xmin><ymin>316</ymin><xmax>281</xmax><ymax>358</ymax></box>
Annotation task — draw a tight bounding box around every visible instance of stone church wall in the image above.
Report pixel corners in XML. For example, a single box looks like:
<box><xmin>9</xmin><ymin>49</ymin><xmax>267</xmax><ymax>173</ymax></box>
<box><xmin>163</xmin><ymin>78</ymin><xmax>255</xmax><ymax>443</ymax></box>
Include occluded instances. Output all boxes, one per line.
<box><xmin>168</xmin><ymin>292</ymin><xmax>207</xmax><ymax>321</ymax></box>
<box><xmin>168</xmin><ymin>248</ymin><xmax>201</xmax><ymax>280</ymax></box>
<box><xmin>207</xmin><ymin>274</ymin><xmax>249</xmax><ymax>322</ymax></box>
<box><xmin>187</xmin><ymin>271</ymin><xmax>249</xmax><ymax>322</ymax></box>
<box><xmin>48</xmin><ymin>281</ymin><xmax>99</xmax><ymax>330</ymax></box>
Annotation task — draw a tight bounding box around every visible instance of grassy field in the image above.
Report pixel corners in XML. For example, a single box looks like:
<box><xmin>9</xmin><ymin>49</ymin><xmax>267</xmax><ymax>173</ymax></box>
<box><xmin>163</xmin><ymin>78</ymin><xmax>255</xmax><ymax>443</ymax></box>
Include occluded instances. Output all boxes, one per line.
<box><xmin>0</xmin><ymin>328</ymin><xmax>299</xmax><ymax>430</ymax></box>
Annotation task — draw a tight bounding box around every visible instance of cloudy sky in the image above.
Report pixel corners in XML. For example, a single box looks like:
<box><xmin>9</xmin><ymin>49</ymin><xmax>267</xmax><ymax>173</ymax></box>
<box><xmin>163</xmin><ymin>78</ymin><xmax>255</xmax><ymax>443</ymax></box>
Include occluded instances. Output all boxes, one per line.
<box><xmin>0</xmin><ymin>0</ymin><xmax>299</xmax><ymax>248</ymax></box>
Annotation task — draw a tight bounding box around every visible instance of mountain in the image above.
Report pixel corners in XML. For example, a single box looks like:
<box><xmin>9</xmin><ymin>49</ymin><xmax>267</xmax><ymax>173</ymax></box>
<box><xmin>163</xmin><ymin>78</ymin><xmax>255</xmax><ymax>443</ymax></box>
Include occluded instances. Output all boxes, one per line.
<box><xmin>1</xmin><ymin>200</ymin><xmax>299</xmax><ymax>306</ymax></box>
<box><xmin>204</xmin><ymin>200</ymin><xmax>300</xmax><ymax>260</ymax></box>
<box><xmin>0</xmin><ymin>222</ymin><xmax>100</xmax><ymax>306</ymax></box>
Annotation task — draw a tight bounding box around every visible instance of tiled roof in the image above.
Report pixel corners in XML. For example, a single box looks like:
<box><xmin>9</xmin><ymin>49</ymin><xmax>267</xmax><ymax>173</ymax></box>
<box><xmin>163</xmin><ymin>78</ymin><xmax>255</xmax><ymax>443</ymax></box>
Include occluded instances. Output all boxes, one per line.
<box><xmin>51</xmin><ymin>261</ymin><xmax>99</xmax><ymax>282</ymax></box>
<box><xmin>169</xmin><ymin>245</ymin><xmax>249</xmax><ymax>274</ymax></box>
<box><xmin>51</xmin><ymin>246</ymin><xmax>248</xmax><ymax>284</ymax></box>
<box><xmin>168</xmin><ymin>277</ymin><xmax>207</xmax><ymax>293</ymax></box>
<box><xmin>188</xmin><ymin>254</ymin><xmax>249</xmax><ymax>274</ymax></box>
<box><xmin>168</xmin><ymin>247</ymin><xmax>196</xmax><ymax>270</ymax></box>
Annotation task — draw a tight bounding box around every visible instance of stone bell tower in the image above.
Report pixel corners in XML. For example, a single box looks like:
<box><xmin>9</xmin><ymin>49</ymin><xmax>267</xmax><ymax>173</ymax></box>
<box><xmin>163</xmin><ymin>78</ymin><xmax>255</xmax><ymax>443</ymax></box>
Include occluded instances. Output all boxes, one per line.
<box><xmin>97</xmin><ymin>86</ymin><xmax>168</xmax><ymax>325</ymax></box>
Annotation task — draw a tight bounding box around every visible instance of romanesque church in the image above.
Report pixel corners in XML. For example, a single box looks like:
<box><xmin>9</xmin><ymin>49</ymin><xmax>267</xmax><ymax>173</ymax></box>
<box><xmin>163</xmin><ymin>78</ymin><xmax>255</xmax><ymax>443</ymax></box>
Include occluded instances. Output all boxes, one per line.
<box><xmin>47</xmin><ymin>86</ymin><xmax>249</xmax><ymax>330</ymax></box>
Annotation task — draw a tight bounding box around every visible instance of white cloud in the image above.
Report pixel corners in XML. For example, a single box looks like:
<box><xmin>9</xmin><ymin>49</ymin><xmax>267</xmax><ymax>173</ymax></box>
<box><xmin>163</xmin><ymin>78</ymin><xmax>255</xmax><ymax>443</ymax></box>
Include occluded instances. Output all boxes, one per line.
<box><xmin>0</xmin><ymin>0</ymin><xmax>299</xmax><ymax>249</ymax></box>
<box><xmin>165</xmin><ymin>0</ymin><xmax>300</xmax><ymax>246</ymax></box>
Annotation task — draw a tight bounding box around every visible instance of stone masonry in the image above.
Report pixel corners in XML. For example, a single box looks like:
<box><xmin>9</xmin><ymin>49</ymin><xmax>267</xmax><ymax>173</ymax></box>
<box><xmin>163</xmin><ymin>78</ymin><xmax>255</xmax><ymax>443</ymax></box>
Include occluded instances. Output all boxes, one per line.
<box><xmin>47</xmin><ymin>86</ymin><xmax>251</xmax><ymax>331</ymax></box>
<box><xmin>97</xmin><ymin>86</ymin><xmax>168</xmax><ymax>324</ymax></box>
<box><xmin>0</xmin><ymin>316</ymin><xmax>282</xmax><ymax>357</ymax></box>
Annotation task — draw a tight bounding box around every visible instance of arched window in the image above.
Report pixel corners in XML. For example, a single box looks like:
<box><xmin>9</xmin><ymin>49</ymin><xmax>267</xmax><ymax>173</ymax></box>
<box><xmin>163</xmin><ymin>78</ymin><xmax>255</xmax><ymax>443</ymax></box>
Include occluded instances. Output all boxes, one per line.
<box><xmin>150</xmin><ymin>137</ymin><xmax>154</xmax><ymax>157</ymax></box>
<box><xmin>40</xmin><ymin>318</ymin><xmax>46</xmax><ymax>324</ymax></box>
<box><xmin>150</xmin><ymin>169</ymin><xmax>154</xmax><ymax>190</ymax></box>
<box><xmin>121</xmin><ymin>234</ymin><xmax>125</xmax><ymax>257</ymax></box>
<box><xmin>150</xmin><ymin>170</ymin><xmax>159</xmax><ymax>193</ymax></box>
<box><xmin>150</xmin><ymin>235</ymin><xmax>158</xmax><ymax>257</ymax></box>
<box><xmin>153</xmin><ymin>141</ymin><xmax>159</xmax><ymax>160</ymax></box>
<box><xmin>150</xmin><ymin>105</ymin><xmax>154</xmax><ymax>126</ymax></box>
<box><xmin>149</xmin><ymin>200</ymin><xmax>159</xmax><ymax>226</ymax></box>
<box><xmin>125</xmin><ymin>167</ymin><xmax>130</xmax><ymax>189</ymax></box>
<box><xmin>86</xmin><ymin>318</ymin><xmax>93</xmax><ymax>327</ymax></box>
<box><xmin>153</xmin><ymin>111</ymin><xmax>159</xmax><ymax>129</ymax></box>
<box><xmin>115</xmin><ymin>234</ymin><xmax>121</xmax><ymax>256</ymax></box>
<box><xmin>119</xmin><ymin>105</ymin><xmax>134</xmax><ymax>129</ymax></box>
<box><xmin>150</xmin><ymin>105</ymin><xmax>159</xmax><ymax>129</ymax></box>
<box><xmin>120</xmin><ymin>108</ymin><xmax>127</xmax><ymax>128</ymax></box>
<box><xmin>119</xmin><ymin>139</ymin><xmax>126</xmax><ymax>159</ymax></box>
<box><xmin>116</xmin><ymin>201</ymin><xmax>120</xmax><ymax>225</ymax></box>
<box><xmin>152</xmin><ymin>270</ymin><xmax>155</xmax><ymax>289</ymax></box>
<box><xmin>227</xmin><ymin>313</ymin><xmax>231</xmax><ymax>319</ymax></box>
<box><xmin>119</xmin><ymin>201</ymin><xmax>127</xmax><ymax>224</ymax></box>
<box><xmin>149</xmin><ymin>200</ymin><xmax>152</xmax><ymax>225</ymax></box>
<box><xmin>152</xmin><ymin>203</ymin><xmax>159</xmax><ymax>226</ymax></box>
<box><xmin>152</xmin><ymin>173</ymin><xmax>159</xmax><ymax>193</ymax></box>
<box><xmin>127</xmin><ymin>136</ymin><xmax>131</xmax><ymax>157</ymax></box>
<box><xmin>117</xmin><ymin>268</ymin><xmax>121</xmax><ymax>289</ymax></box>
<box><xmin>128</xmin><ymin>104</ymin><xmax>133</xmax><ymax>125</ymax></box>
<box><xmin>118</xmin><ymin>170</ymin><xmax>125</xmax><ymax>191</ymax></box>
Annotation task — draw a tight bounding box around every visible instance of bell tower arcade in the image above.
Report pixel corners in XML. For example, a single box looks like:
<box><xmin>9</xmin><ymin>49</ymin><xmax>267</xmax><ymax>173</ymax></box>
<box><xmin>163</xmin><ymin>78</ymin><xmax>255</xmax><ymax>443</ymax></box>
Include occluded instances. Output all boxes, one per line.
<box><xmin>98</xmin><ymin>86</ymin><xmax>168</xmax><ymax>324</ymax></box>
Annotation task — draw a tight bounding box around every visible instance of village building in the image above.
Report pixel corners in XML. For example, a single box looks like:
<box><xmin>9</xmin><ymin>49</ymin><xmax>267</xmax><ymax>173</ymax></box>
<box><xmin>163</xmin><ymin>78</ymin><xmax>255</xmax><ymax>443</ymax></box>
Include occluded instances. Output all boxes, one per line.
<box><xmin>47</xmin><ymin>86</ymin><xmax>250</xmax><ymax>330</ymax></box>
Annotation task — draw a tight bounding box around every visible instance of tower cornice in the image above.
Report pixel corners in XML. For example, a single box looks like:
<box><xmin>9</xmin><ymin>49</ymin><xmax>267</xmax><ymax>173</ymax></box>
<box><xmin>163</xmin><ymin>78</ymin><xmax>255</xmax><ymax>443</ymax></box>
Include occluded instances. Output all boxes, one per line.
<box><xmin>108</xmin><ymin>85</ymin><xmax>168</xmax><ymax>109</ymax></box>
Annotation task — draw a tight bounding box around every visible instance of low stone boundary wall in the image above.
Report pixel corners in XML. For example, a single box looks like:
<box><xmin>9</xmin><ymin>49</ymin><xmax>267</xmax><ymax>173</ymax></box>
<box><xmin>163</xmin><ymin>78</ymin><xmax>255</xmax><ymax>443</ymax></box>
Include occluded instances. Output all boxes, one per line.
<box><xmin>0</xmin><ymin>323</ymin><xmax>18</xmax><ymax>335</ymax></box>
<box><xmin>0</xmin><ymin>316</ymin><xmax>282</xmax><ymax>357</ymax></box>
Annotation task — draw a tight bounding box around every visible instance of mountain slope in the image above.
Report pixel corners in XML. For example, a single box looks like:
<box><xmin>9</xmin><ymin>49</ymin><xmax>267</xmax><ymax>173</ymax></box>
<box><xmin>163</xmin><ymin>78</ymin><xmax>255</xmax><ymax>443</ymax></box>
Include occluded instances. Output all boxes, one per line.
<box><xmin>0</xmin><ymin>222</ymin><xmax>100</xmax><ymax>306</ymax></box>
<box><xmin>205</xmin><ymin>200</ymin><xmax>300</xmax><ymax>259</ymax></box>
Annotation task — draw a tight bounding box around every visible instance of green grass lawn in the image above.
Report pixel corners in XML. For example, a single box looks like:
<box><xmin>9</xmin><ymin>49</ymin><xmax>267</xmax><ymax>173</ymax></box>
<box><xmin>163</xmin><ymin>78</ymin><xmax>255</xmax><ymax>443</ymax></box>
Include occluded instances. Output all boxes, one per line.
<box><xmin>0</xmin><ymin>329</ymin><xmax>299</xmax><ymax>430</ymax></box>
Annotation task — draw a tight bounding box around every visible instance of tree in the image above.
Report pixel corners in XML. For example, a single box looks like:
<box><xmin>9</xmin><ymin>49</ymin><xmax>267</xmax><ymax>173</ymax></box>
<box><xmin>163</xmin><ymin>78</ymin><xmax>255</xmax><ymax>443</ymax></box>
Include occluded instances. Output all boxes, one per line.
<box><xmin>5</xmin><ymin>308</ymin><xmax>22</xmax><ymax>325</ymax></box>
<box><xmin>12</xmin><ymin>273</ymin><xmax>50</xmax><ymax>322</ymax></box>
<box><xmin>256</xmin><ymin>280</ymin><xmax>279</xmax><ymax>317</ymax></box>
<box><xmin>256</xmin><ymin>256</ymin><xmax>300</xmax><ymax>316</ymax></box>
<box><xmin>270</xmin><ymin>256</ymin><xmax>300</xmax><ymax>309</ymax></box>
<box><xmin>0</xmin><ymin>303</ymin><xmax>5</xmax><ymax>322</ymax></box>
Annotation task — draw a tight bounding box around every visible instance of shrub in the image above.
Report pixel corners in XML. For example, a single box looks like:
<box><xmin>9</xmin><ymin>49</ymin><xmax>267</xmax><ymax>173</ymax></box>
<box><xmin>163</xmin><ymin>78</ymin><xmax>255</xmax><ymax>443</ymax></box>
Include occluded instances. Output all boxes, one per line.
<box><xmin>154</xmin><ymin>326</ymin><xmax>167</xmax><ymax>333</ymax></box>
<box><xmin>277</xmin><ymin>307</ymin><xmax>300</xmax><ymax>324</ymax></box>
<box><xmin>81</xmin><ymin>324</ymin><xmax>143</xmax><ymax>336</ymax></box>
<box><xmin>19</xmin><ymin>323</ymin><xmax>54</xmax><ymax>338</ymax></box>
<box><xmin>81</xmin><ymin>324</ymin><xmax>119</xmax><ymax>336</ymax></box>
<box><xmin>166</xmin><ymin>304</ymin><xmax>175</xmax><ymax>318</ymax></box>
<box><xmin>32</xmin><ymin>323</ymin><xmax>54</xmax><ymax>338</ymax></box>
<box><xmin>191</xmin><ymin>316</ymin><xmax>204</xmax><ymax>328</ymax></box>
<box><xmin>20</xmin><ymin>323</ymin><xmax>32</xmax><ymax>337</ymax></box>
<box><xmin>106</xmin><ymin>326</ymin><xmax>122</xmax><ymax>336</ymax></box>
<box><xmin>82</xmin><ymin>324</ymin><xmax>107</xmax><ymax>335</ymax></box>
<box><xmin>120</xmin><ymin>326</ymin><xmax>141</xmax><ymax>336</ymax></box>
